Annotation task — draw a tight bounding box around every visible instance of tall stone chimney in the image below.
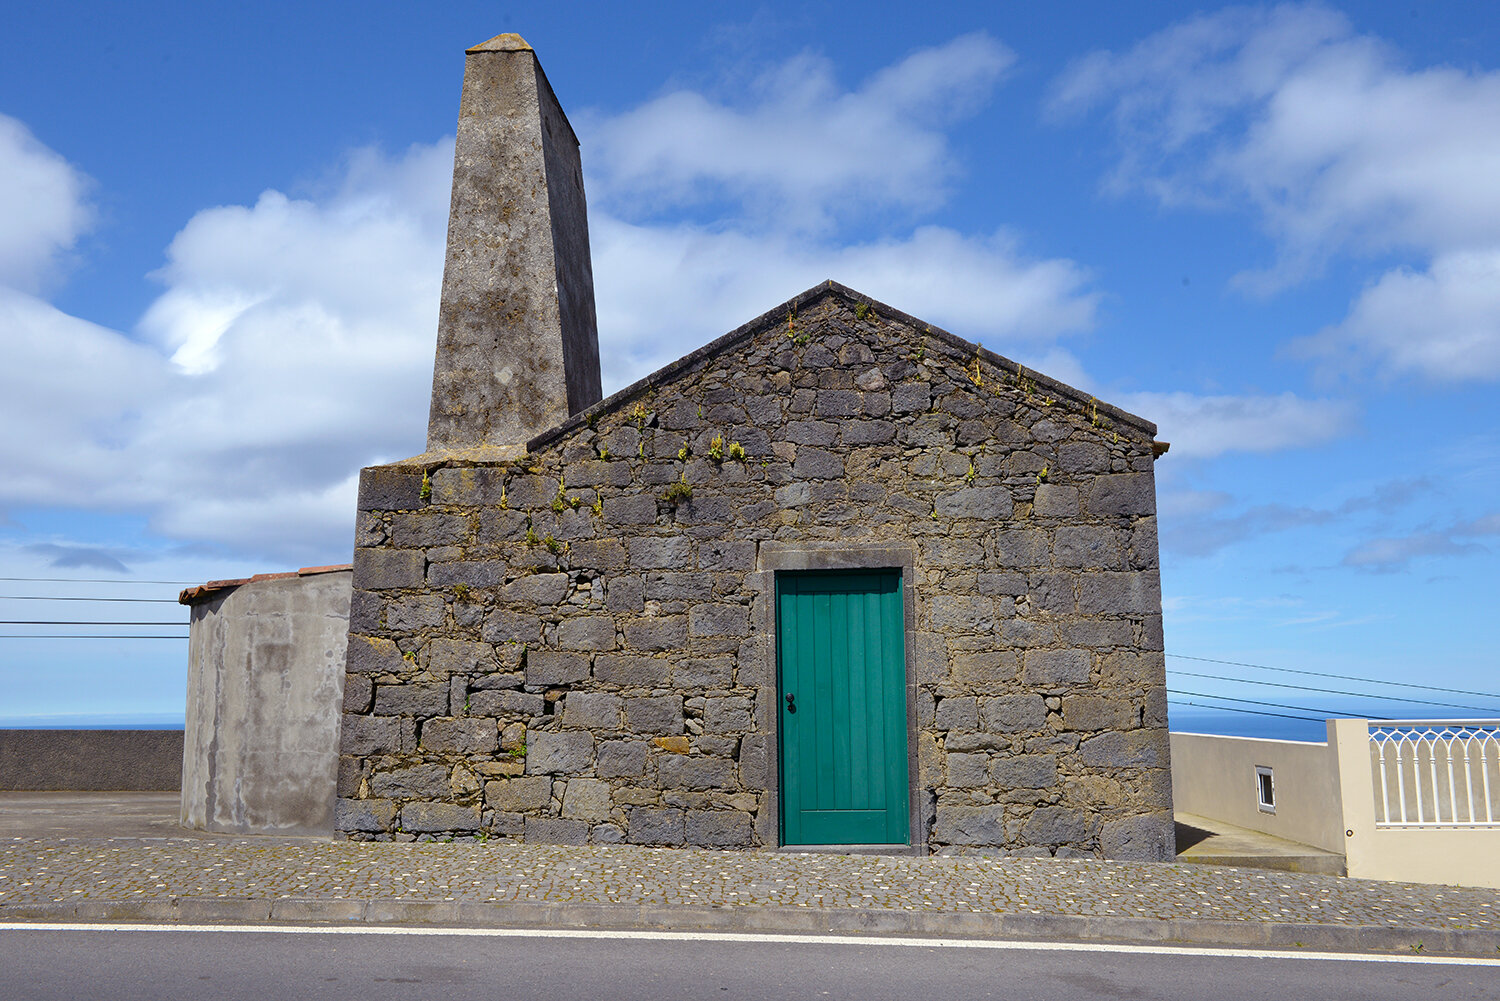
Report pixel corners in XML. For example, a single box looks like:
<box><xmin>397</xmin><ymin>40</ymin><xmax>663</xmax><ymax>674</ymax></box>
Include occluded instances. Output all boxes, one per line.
<box><xmin>426</xmin><ymin>34</ymin><xmax>603</xmax><ymax>452</ymax></box>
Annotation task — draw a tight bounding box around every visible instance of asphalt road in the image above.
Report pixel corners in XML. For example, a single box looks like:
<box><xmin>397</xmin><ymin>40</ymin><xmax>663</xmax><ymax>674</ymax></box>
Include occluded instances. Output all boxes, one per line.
<box><xmin>1</xmin><ymin>925</ymin><xmax>1497</xmax><ymax>1000</ymax></box>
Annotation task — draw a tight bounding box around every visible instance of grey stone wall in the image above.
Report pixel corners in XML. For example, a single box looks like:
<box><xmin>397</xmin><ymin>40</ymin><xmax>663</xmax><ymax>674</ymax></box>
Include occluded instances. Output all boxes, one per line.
<box><xmin>338</xmin><ymin>284</ymin><xmax>1172</xmax><ymax>858</ymax></box>
<box><xmin>0</xmin><ymin>730</ymin><xmax>183</xmax><ymax>791</ymax></box>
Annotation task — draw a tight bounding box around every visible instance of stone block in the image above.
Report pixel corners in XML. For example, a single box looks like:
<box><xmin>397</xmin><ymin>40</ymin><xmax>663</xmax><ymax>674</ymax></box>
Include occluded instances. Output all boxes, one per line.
<box><xmin>1086</xmin><ymin>473</ymin><xmax>1156</xmax><ymax>517</ymax></box>
<box><xmin>628</xmin><ymin>536</ymin><xmax>693</xmax><ymax>570</ymax></box>
<box><xmin>569</xmin><ymin>539</ymin><xmax>627</xmax><ymax>571</ymax></box>
<box><xmin>951</xmin><ymin>651</ymin><xmax>1019</xmax><ymax>688</ymax></box>
<box><xmin>607</xmin><ymin>494</ymin><xmax>659</xmax><ymax>526</ymax></box>
<box><xmin>891</xmin><ymin>382</ymin><xmax>931</xmax><ymax>414</ymax></box>
<box><xmin>481</xmin><ymin>609</ymin><xmax>543</xmax><ymax>645</ymax></box>
<box><xmin>1032</xmin><ymin>484</ymin><xmax>1079</xmax><ymax>518</ymax></box>
<box><xmin>792</xmin><ymin>447</ymin><xmax>845</xmax><ymax>479</ymax></box>
<box><xmin>561</xmin><ymin>778</ymin><xmax>612</xmax><ymax>821</ymax></box>
<box><xmin>625</xmin><ymin>696</ymin><xmax>684</xmax><ymax>734</ymax></box>
<box><xmin>467</xmin><ymin>689</ymin><xmax>545</xmax><ymax>717</ymax></box>
<box><xmin>485</xmin><ymin>776</ymin><xmax>552</xmax><ymax>813</ymax></box>
<box><xmin>657</xmin><ymin>755</ymin><xmax>736</xmax><ymax>790</ymax></box>
<box><xmin>814</xmin><ymin>389</ymin><xmax>861</xmax><ymax>417</ymax></box>
<box><xmin>374</xmin><ymin>683</ymin><xmax>449</xmax><ymax>718</ymax></box>
<box><xmin>1079</xmin><ymin>731</ymin><xmax>1164</xmax><ymax>769</ymax></box>
<box><xmin>1078</xmin><ymin>572</ymin><xmax>1161</xmax><ymax>615</ymax></box>
<box><xmin>1061</xmin><ymin>695</ymin><xmax>1138</xmax><ymax>731</ymax></box>
<box><xmin>842</xmin><ymin>420</ymin><xmax>896</xmax><ymax>445</ymax></box>
<box><xmin>739</xmin><ymin>734</ymin><xmax>768</xmax><ymax>790</ymax></box>
<box><xmin>427</xmin><ymin>559</ymin><xmax>510</xmax><ymax>588</ymax></box>
<box><xmin>597</xmin><ymin>740</ymin><xmax>648</xmax><ymax>778</ymax></box>
<box><xmin>401</xmin><ymin>801</ymin><xmax>481</xmax><ymax>833</ymax></box>
<box><xmin>989</xmin><ymin>754</ymin><xmax>1057</xmax><ymax>789</ymax></box>
<box><xmin>524</xmin><ymin>817</ymin><xmax>589</xmax><ymax>845</ymax></box>
<box><xmin>1023</xmin><ymin>649</ymin><xmax>1091</xmax><ymax>685</ymax></box>
<box><xmin>685</xmin><ymin>810</ymin><xmax>753</xmax><ymax>847</ymax></box>
<box><xmin>421</xmin><ymin>717</ymin><xmax>498</xmax><ymax>754</ymax></box>
<box><xmin>605</xmin><ymin>577</ymin><xmax>646</xmax><ymax>613</ymax></box>
<box><xmin>991</xmin><ymin>530</ymin><xmax>1048</xmax><ymax>568</ymax></box>
<box><xmin>1021</xmin><ymin>806</ymin><xmax>1090</xmax><ymax>846</ymax></box>
<box><xmin>977</xmin><ymin>572</ymin><xmax>1027</xmax><ymax>596</ymax></box>
<box><xmin>785</xmin><ymin>420</ymin><xmax>838</xmax><ymax>445</ymax></box>
<box><xmin>933</xmin><ymin>804</ymin><xmax>1005</xmax><ymax>845</ymax></box>
<box><xmin>335</xmin><ymin>797</ymin><xmax>396</xmax><ymax>833</ymax></box>
<box><xmin>353</xmin><ymin>548</ymin><xmax>425</xmax><ymax>590</ymax></box>
<box><xmin>704</xmin><ymin>696</ymin><xmax>753</xmax><ymax>733</ymax></box>
<box><xmin>558</xmin><ymin>615</ymin><xmax>618</xmax><ymax>651</ymax></box>
<box><xmin>426</xmin><ymin>638</ymin><xmax>495</xmax><ymax>675</ymax></box>
<box><xmin>624</xmin><ymin>616</ymin><xmax>687</xmax><ymax>651</ymax></box>
<box><xmin>914</xmin><ymin>632</ymin><xmax>948</xmax><ymax>686</ymax></box>
<box><xmin>343</xmin><ymin>675</ymin><xmax>373</xmax><ymax>714</ymax></box>
<box><xmin>358</xmin><ymin>467</ymin><xmax>426</xmax><ymax>511</ymax></box>
<box><xmin>947</xmin><ymin>752</ymin><xmax>988</xmax><ymax>788</ymax></box>
<box><xmin>526</xmin><ymin>650</ymin><xmax>589</xmax><ymax>686</ymax></box>
<box><xmin>978</xmin><ymin>695</ymin><xmax>1047</xmax><ymax>732</ymax></box>
<box><xmin>1053</xmin><ymin>526</ymin><xmax>1122</xmax><ymax>569</ymax></box>
<box><xmin>595</xmin><ymin>654</ymin><xmax>668</xmax><ymax>688</ymax></box>
<box><xmin>930</xmin><ymin>595</ymin><xmax>994</xmax><ymax>633</ymax></box>
<box><xmin>1100</xmin><ymin>813</ymin><xmax>1174</xmax><ymax>861</ymax></box>
<box><xmin>563</xmin><ymin>692</ymin><xmax>623</xmax><ymax>730</ymax></box>
<box><xmin>499</xmin><ymin>573</ymin><xmax>570</xmax><ymax>606</ymax></box>
<box><xmin>342</xmin><ymin>715</ymin><xmax>400</xmax><ymax>755</ymax></box>
<box><xmin>689</xmin><ymin>603</ymin><xmax>751</xmax><ymax>637</ymax></box>
<box><xmin>370</xmin><ymin>764</ymin><xmax>449</xmax><ymax>800</ymax></box>
<box><xmin>346</xmin><ymin>635</ymin><xmax>405</xmax><ymax>675</ymax></box>
<box><xmin>672</xmin><ymin>656</ymin><xmax>732</xmax><ymax>688</ymax></box>
<box><xmin>385</xmin><ymin>594</ymin><xmax>445</xmax><ymax>631</ymax></box>
<box><xmin>628</xmin><ymin>808</ymin><xmax>685</xmax><ymax>845</ymax></box>
<box><xmin>1059</xmin><ymin>441</ymin><xmax>1110</xmax><ymax>474</ymax></box>
<box><xmin>1099</xmin><ymin>650</ymin><xmax>1165</xmax><ymax>686</ymax></box>
<box><xmin>934</xmin><ymin>696</ymin><xmax>978</xmax><ymax>731</ymax></box>
<box><xmin>527</xmin><ymin>730</ymin><xmax>595</xmax><ymax>774</ymax></box>
<box><xmin>935</xmin><ymin>487</ymin><xmax>1011</xmax><ymax>520</ymax></box>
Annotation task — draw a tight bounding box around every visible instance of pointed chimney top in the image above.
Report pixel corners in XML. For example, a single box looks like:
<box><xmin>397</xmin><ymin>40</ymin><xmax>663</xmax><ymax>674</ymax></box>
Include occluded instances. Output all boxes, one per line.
<box><xmin>425</xmin><ymin>36</ymin><xmax>603</xmax><ymax>454</ymax></box>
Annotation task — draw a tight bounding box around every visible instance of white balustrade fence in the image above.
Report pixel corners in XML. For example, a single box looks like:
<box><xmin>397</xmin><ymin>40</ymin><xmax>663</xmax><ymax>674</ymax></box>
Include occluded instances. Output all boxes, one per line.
<box><xmin>1369</xmin><ymin>720</ymin><xmax>1500</xmax><ymax>828</ymax></box>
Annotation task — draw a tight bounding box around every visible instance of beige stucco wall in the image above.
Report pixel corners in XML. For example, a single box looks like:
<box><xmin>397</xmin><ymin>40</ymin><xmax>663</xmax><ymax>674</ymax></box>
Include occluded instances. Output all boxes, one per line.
<box><xmin>1170</xmin><ymin>730</ymin><xmax>1344</xmax><ymax>853</ymax></box>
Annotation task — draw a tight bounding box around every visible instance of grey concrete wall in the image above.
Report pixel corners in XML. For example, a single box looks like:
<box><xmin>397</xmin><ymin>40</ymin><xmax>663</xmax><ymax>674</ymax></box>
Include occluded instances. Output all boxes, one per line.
<box><xmin>0</xmin><ymin>730</ymin><xmax>183</xmax><ymax>790</ymax></box>
<box><xmin>1171</xmin><ymin>730</ymin><xmax>1344</xmax><ymax>853</ymax></box>
<box><xmin>181</xmin><ymin>570</ymin><xmax>350</xmax><ymax>836</ymax></box>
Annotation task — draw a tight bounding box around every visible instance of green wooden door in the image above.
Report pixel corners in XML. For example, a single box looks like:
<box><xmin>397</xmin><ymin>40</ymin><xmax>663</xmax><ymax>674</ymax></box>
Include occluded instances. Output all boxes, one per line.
<box><xmin>777</xmin><ymin>571</ymin><xmax>909</xmax><ymax>846</ymax></box>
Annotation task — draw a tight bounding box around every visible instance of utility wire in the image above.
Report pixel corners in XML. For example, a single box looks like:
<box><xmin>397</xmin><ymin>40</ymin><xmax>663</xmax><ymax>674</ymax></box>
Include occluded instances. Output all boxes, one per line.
<box><xmin>0</xmin><ymin>620</ymin><xmax>185</xmax><ymax>626</ymax></box>
<box><xmin>0</xmin><ymin>634</ymin><xmax>187</xmax><ymax>639</ymax></box>
<box><xmin>1167</xmin><ymin>698</ymin><xmax>1325</xmax><ymax>723</ymax></box>
<box><xmin>0</xmin><ymin>595</ymin><xmax>180</xmax><ymax>603</ymax></box>
<box><xmin>0</xmin><ymin>576</ymin><xmax>193</xmax><ymax>585</ymax></box>
<box><xmin>1166</xmin><ymin>668</ymin><xmax>1500</xmax><ymax>714</ymax></box>
<box><xmin>1168</xmin><ymin>653</ymin><xmax>1500</xmax><ymax>702</ymax></box>
<box><xmin>1169</xmin><ymin>687</ymin><xmax>1386</xmax><ymax>720</ymax></box>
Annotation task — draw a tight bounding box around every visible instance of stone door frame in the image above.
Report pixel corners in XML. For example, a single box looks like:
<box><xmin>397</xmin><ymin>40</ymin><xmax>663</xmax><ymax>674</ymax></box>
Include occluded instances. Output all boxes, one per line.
<box><xmin>753</xmin><ymin>541</ymin><xmax>924</xmax><ymax>854</ymax></box>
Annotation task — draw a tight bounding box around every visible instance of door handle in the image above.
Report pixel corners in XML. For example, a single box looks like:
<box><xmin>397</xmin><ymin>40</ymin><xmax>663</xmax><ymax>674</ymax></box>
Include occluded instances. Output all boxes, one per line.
<box><xmin>784</xmin><ymin>693</ymin><xmax>796</xmax><ymax>713</ymax></box>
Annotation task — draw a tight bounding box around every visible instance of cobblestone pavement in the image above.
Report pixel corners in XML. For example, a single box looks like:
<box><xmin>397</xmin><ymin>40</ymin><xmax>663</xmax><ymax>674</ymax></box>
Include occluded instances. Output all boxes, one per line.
<box><xmin>2</xmin><ymin>834</ymin><xmax>1497</xmax><ymax>937</ymax></box>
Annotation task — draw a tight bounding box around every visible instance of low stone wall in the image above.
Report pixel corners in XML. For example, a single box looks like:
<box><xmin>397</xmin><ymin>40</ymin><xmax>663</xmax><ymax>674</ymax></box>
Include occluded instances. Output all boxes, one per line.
<box><xmin>0</xmin><ymin>729</ymin><xmax>183</xmax><ymax>791</ymax></box>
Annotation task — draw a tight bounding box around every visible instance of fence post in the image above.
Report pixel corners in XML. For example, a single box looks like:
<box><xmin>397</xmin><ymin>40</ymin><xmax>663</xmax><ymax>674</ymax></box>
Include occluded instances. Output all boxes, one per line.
<box><xmin>1330</xmin><ymin>718</ymin><xmax>1376</xmax><ymax>879</ymax></box>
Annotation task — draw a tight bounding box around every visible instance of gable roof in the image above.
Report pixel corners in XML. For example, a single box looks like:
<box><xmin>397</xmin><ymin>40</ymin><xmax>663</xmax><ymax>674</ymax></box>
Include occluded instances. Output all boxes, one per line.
<box><xmin>529</xmin><ymin>280</ymin><xmax>1157</xmax><ymax>452</ymax></box>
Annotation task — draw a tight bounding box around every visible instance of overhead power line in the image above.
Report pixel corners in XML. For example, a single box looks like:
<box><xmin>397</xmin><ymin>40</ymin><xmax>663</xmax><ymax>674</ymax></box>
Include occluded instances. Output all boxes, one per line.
<box><xmin>0</xmin><ymin>579</ymin><xmax>195</xmax><ymax>588</ymax></box>
<box><xmin>0</xmin><ymin>620</ymin><xmax>185</xmax><ymax>627</ymax></box>
<box><xmin>1166</xmin><ymin>668</ymin><xmax>1500</xmax><ymax>715</ymax></box>
<box><xmin>1169</xmin><ymin>688</ymin><xmax>1386</xmax><ymax>721</ymax></box>
<box><xmin>0</xmin><ymin>595</ymin><xmax>180</xmax><ymax>603</ymax></box>
<box><xmin>1168</xmin><ymin>653</ymin><xmax>1500</xmax><ymax>702</ymax></box>
<box><xmin>1168</xmin><ymin>698</ymin><xmax>1325</xmax><ymax>723</ymax></box>
<box><xmin>0</xmin><ymin>634</ymin><xmax>188</xmax><ymax>639</ymax></box>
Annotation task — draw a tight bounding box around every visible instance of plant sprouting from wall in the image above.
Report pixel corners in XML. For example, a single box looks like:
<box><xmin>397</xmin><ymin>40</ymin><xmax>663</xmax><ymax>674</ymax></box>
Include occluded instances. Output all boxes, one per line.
<box><xmin>708</xmin><ymin>434</ymin><xmax>724</xmax><ymax>461</ymax></box>
<box><xmin>419</xmin><ymin>471</ymin><xmax>432</xmax><ymax>502</ymax></box>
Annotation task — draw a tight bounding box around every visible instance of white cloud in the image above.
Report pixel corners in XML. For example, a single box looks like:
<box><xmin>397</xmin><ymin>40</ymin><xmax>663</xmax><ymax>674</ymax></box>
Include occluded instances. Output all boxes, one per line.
<box><xmin>584</xmin><ymin>33</ymin><xmax>1014</xmax><ymax>227</ymax></box>
<box><xmin>1115</xmin><ymin>389</ymin><xmax>1355</xmax><ymax>459</ymax></box>
<box><xmin>592</xmin><ymin>218</ymin><xmax>1097</xmax><ymax>389</ymax></box>
<box><xmin>1295</xmin><ymin>250</ymin><xmax>1500</xmax><ymax>381</ymax></box>
<box><xmin>1050</xmin><ymin>4</ymin><xmax>1500</xmax><ymax>383</ymax></box>
<box><xmin>0</xmin><ymin>114</ymin><xmax>93</xmax><ymax>292</ymax></box>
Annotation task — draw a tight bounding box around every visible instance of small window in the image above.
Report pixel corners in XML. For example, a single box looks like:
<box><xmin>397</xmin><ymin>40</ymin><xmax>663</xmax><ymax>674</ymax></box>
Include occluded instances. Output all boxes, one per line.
<box><xmin>1256</xmin><ymin>765</ymin><xmax>1275</xmax><ymax>813</ymax></box>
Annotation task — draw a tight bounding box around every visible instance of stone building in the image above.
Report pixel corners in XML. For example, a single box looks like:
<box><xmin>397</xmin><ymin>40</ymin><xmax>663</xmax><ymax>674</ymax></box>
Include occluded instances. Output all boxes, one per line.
<box><xmin>332</xmin><ymin>34</ymin><xmax>1174</xmax><ymax>858</ymax></box>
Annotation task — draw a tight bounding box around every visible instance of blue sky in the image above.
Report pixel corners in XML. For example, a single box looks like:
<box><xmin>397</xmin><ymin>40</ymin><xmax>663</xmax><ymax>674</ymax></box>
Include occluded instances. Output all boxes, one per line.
<box><xmin>2</xmin><ymin>1</ymin><xmax>1498</xmax><ymax>736</ymax></box>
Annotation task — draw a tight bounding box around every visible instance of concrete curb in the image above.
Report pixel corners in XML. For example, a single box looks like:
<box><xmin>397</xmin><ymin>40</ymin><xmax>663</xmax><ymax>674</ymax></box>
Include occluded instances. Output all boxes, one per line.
<box><xmin>3</xmin><ymin>897</ymin><xmax>1496</xmax><ymax>959</ymax></box>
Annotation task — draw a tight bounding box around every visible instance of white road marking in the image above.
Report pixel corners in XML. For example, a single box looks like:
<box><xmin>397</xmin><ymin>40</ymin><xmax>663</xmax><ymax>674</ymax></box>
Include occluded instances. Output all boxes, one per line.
<box><xmin>1</xmin><ymin>921</ymin><xmax>1496</xmax><ymax>966</ymax></box>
